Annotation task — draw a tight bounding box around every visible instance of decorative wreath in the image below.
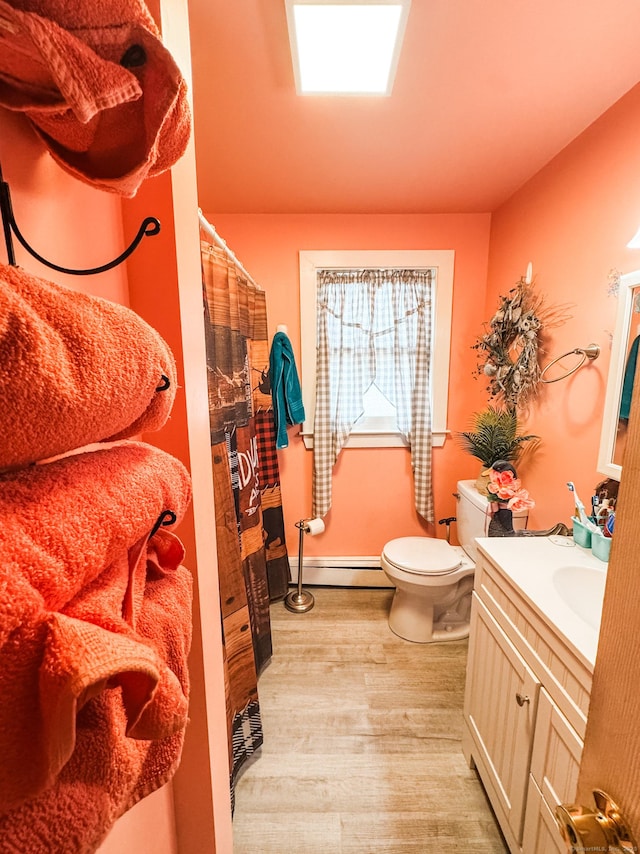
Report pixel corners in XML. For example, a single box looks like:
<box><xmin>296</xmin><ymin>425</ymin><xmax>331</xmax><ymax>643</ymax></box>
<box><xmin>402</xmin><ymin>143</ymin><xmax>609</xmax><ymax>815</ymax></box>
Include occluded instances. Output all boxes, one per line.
<box><xmin>473</xmin><ymin>280</ymin><xmax>543</xmax><ymax>410</ymax></box>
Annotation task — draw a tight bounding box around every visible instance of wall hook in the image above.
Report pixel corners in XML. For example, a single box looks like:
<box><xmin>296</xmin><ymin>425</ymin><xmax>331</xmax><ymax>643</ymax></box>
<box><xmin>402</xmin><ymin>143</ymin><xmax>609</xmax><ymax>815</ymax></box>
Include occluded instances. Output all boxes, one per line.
<box><xmin>150</xmin><ymin>509</ymin><xmax>177</xmax><ymax>538</ymax></box>
<box><xmin>0</xmin><ymin>162</ymin><xmax>160</xmax><ymax>276</ymax></box>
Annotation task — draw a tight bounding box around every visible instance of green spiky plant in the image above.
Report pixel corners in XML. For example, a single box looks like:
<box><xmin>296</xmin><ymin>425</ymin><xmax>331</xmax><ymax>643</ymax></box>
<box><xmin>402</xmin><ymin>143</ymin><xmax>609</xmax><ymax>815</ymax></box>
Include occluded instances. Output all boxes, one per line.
<box><xmin>456</xmin><ymin>405</ymin><xmax>539</xmax><ymax>469</ymax></box>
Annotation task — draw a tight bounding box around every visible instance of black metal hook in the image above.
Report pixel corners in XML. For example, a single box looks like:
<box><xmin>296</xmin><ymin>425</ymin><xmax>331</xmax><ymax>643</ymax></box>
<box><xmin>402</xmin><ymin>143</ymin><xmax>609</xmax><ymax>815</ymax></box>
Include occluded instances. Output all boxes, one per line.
<box><xmin>150</xmin><ymin>509</ymin><xmax>177</xmax><ymax>538</ymax></box>
<box><xmin>0</xmin><ymin>162</ymin><xmax>160</xmax><ymax>276</ymax></box>
<box><xmin>156</xmin><ymin>374</ymin><xmax>171</xmax><ymax>392</ymax></box>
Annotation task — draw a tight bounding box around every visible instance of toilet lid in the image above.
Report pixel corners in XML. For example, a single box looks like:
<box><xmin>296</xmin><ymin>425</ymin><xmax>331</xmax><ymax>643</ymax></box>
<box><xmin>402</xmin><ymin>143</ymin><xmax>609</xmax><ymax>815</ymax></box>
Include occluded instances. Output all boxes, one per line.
<box><xmin>383</xmin><ymin>537</ymin><xmax>463</xmax><ymax>575</ymax></box>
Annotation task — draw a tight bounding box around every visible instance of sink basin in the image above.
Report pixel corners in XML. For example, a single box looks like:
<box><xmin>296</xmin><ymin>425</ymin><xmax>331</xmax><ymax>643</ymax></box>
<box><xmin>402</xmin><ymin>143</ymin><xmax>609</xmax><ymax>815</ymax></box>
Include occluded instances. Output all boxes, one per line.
<box><xmin>553</xmin><ymin>565</ymin><xmax>607</xmax><ymax>630</ymax></box>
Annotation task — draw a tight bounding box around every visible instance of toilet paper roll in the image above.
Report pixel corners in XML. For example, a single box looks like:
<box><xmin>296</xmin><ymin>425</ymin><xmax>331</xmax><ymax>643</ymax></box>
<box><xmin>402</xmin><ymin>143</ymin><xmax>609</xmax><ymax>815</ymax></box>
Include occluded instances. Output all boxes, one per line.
<box><xmin>305</xmin><ymin>517</ymin><xmax>325</xmax><ymax>536</ymax></box>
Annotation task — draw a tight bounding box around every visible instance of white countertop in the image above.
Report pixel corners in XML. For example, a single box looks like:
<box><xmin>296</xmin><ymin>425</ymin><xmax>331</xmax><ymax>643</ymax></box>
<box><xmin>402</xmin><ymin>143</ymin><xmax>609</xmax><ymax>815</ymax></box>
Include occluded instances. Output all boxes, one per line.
<box><xmin>475</xmin><ymin>535</ymin><xmax>607</xmax><ymax>669</ymax></box>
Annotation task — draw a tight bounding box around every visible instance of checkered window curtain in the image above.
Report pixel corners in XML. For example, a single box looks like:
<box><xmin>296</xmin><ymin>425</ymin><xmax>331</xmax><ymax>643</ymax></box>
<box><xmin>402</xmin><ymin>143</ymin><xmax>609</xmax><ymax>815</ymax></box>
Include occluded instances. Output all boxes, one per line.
<box><xmin>312</xmin><ymin>268</ymin><xmax>435</xmax><ymax>522</ymax></box>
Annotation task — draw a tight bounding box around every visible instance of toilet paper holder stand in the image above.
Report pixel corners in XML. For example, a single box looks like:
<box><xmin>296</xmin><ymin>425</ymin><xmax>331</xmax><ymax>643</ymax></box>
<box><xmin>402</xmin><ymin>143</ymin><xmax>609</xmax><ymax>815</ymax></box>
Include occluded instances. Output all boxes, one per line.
<box><xmin>284</xmin><ymin>518</ymin><xmax>320</xmax><ymax>613</ymax></box>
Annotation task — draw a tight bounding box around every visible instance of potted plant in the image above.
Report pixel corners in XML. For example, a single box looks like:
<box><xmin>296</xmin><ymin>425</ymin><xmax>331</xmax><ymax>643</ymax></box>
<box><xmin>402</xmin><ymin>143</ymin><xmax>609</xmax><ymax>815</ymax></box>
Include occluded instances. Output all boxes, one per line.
<box><xmin>456</xmin><ymin>406</ymin><xmax>539</xmax><ymax>494</ymax></box>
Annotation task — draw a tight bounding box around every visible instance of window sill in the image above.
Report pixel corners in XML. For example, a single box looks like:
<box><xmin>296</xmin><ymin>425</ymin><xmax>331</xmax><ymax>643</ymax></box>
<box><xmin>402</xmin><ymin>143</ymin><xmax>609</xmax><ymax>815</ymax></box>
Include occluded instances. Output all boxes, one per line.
<box><xmin>300</xmin><ymin>430</ymin><xmax>449</xmax><ymax>449</ymax></box>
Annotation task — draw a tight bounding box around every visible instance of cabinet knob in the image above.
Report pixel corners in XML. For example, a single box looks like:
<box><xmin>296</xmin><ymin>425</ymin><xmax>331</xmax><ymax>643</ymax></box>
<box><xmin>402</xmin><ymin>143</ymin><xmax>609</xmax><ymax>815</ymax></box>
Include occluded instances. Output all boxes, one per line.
<box><xmin>515</xmin><ymin>692</ymin><xmax>530</xmax><ymax>706</ymax></box>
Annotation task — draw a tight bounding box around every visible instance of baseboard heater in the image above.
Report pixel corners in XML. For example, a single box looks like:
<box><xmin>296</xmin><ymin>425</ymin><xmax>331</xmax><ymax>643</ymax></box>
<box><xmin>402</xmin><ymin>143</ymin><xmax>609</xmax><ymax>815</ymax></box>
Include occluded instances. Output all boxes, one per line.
<box><xmin>288</xmin><ymin>556</ymin><xmax>393</xmax><ymax>588</ymax></box>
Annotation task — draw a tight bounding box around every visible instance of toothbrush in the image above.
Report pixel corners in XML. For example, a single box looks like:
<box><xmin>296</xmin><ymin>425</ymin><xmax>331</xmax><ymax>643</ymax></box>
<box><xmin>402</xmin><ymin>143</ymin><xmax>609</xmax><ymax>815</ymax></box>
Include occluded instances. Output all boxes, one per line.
<box><xmin>567</xmin><ymin>482</ymin><xmax>599</xmax><ymax>532</ymax></box>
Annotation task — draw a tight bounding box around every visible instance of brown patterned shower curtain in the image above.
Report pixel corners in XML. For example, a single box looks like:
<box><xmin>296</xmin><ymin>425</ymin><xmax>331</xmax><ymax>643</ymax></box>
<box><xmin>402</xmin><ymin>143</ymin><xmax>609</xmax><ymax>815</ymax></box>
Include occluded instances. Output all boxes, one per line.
<box><xmin>200</xmin><ymin>238</ymin><xmax>291</xmax><ymax>806</ymax></box>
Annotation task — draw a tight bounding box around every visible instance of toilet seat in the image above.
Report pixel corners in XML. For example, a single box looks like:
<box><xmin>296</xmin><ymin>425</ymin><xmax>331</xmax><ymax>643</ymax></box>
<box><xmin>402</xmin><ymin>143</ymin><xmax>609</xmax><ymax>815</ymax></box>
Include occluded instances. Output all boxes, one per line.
<box><xmin>382</xmin><ymin>537</ymin><xmax>463</xmax><ymax>576</ymax></box>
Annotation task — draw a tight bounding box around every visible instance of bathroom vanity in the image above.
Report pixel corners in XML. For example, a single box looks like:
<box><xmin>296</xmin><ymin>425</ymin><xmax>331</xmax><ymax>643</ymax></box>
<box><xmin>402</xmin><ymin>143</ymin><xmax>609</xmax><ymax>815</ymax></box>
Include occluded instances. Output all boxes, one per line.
<box><xmin>462</xmin><ymin>536</ymin><xmax>606</xmax><ymax>854</ymax></box>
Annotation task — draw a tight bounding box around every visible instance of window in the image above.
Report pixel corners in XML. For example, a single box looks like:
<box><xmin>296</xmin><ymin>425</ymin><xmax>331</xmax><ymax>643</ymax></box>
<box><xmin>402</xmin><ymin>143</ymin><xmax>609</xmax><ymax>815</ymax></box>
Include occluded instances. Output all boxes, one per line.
<box><xmin>299</xmin><ymin>249</ymin><xmax>454</xmax><ymax>449</ymax></box>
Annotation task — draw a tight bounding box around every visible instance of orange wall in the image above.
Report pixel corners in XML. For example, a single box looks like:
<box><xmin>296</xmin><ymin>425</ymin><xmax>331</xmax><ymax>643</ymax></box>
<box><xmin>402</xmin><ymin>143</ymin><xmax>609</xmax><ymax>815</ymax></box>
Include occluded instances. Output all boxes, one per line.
<box><xmin>119</xmin><ymin>0</ymin><xmax>233</xmax><ymax>850</ymax></box>
<box><xmin>487</xmin><ymin>82</ymin><xmax>640</xmax><ymax>528</ymax></box>
<box><xmin>0</xmin><ymin>110</ymin><xmax>127</xmax><ymax>301</ymax></box>
<box><xmin>201</xmin><ymin>213</ymin><xmax>492</xmax><ymax>556</ymax></box>
<box><xmin>122</xmin><ymin>174</ymin><xmax>232</xmax><ymax>853</ymax></box>
<box><xmin>207</xmin><ymin>82</ymin><xmax>640</xmax><ymax>550</ymax></box>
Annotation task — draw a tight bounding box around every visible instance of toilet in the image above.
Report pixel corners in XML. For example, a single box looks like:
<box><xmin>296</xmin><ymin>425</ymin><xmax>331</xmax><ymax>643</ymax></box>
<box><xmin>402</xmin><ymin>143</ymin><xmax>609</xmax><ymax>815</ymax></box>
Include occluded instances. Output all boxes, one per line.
<box><xmin>380</xmin><ymin>479</ymin><xmax>528</xmax><ymax>643</ymax></box>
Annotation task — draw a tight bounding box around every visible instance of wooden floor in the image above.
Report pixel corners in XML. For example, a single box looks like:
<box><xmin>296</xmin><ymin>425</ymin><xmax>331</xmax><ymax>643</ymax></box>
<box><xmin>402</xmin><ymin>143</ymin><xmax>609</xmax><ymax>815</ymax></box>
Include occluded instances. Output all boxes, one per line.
<box><xmin>232</xmin><ymin>587</ymin><xmax>508</xmax><ymax>854</ymax></box>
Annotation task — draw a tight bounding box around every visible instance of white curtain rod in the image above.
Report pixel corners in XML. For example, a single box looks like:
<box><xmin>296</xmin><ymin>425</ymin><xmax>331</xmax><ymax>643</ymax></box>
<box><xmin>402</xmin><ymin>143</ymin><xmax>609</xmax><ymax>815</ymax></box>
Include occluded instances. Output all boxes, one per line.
<box><xmin>198</xmin><ymin>209</ymin><xmax>260</xmax><ymax>289</ymax></box>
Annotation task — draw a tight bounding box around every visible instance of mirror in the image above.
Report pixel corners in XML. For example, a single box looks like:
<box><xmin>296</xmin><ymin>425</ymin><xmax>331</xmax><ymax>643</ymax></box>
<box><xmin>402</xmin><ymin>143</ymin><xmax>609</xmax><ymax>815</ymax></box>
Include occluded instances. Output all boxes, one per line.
<box><xmin>597</xmin><ymin>269</ymin><xmax>640</xmax><ymax>480</ymax></box>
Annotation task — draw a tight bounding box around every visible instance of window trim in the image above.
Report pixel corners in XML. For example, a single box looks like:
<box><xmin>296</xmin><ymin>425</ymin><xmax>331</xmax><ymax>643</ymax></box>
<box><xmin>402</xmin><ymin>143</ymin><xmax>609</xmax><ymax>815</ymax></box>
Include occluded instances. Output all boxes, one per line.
<box><xmin>298</xmin><ymin>249</ymin><xmax>455</xmax><ymax>449</ymax></box>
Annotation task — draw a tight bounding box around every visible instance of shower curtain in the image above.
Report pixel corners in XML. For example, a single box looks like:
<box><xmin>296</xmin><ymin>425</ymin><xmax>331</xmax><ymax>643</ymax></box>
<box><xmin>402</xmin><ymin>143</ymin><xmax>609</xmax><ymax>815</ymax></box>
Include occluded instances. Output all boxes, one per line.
<box><xmin>200</xmin><ymin>239</ymin><xmax>291</xmax><ymax>804</ymax></box>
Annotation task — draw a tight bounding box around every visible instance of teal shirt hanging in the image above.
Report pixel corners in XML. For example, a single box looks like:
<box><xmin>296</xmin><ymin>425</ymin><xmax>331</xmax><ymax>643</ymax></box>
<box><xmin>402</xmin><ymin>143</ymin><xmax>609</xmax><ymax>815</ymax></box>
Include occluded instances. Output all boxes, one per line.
<box><xmin>269</xmin><ymin>331</ymin><xmax>305</xmax><ymax>449</ymax></box>
<box><xmin>620</xmin><ymin>335</ymin><xmax>640</xmax><ymax>421</ymax></box>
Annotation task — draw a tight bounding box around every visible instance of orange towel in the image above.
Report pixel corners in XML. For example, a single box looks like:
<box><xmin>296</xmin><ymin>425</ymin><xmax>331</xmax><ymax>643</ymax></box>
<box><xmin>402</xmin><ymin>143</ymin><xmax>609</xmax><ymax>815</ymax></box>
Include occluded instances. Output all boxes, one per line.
<box><xmin>0</xmin><ymin>0</ymin><xmax>141</xmax><ymax>121</ymax></box>
<box><xmin>0</xmin><ymin>263</ymin><xmax>177</xmax><ymax>471</ymax></box>
<box><xmin>0</xmin><ymin>0</ymin><xmax>190</xmax><ymax>197</ymax></box>
<box><xmin>0</xmin><ymin>689</ymin><xmax>188</xmax><ymax>853</ymax></box>
<box><xmin>0</xmin><ymin>441</ymin><xmax>192</xmax><ymax>836</ymax></box>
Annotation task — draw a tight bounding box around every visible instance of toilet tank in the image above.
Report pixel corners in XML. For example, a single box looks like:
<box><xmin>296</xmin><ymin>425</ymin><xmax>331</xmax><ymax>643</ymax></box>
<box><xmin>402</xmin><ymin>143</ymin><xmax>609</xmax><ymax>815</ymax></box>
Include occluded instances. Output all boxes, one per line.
<box><xmin>456</xmin><ymin>479</ymin><xmax>529</xmax><ymax>562</ymax></box>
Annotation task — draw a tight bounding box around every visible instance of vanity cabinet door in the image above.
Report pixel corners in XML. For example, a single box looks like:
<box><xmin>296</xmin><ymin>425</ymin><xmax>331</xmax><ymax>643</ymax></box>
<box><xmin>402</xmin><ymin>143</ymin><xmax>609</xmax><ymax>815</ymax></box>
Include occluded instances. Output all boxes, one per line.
<box><xmin>464</xmin><ymin>593</ymin><xmax>540</xmax><ymax>845</ymax></box>
<box><xmin>521</xmin><ymin>778</ymin><xmax>566</xmax><ymax>854</ymax></box>
<box><xmin>521</xmin><ymin>687</ymin><xmax>583</xmax><ymax>853</ymax></box>
<box><xmin>529</xmin><ymin>688</ymin><xmax>582</xmax><ymax>808</ymax></box>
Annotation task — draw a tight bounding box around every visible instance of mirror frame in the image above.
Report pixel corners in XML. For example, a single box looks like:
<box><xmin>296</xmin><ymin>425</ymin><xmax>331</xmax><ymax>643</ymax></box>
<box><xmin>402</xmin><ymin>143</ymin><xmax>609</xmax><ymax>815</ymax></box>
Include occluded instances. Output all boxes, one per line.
<box><xmin>597</xmin><ymin>268</ymin><xmax>640</xmax><ymax>480</ymax></box>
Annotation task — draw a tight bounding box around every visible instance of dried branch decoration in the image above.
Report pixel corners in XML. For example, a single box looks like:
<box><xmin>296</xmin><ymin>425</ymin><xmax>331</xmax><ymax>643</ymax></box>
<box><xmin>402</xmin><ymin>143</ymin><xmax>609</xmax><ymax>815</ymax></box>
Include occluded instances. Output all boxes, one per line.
<box><xmin>473</xmin><ymin>279</ymin><xmax>545</xmax><ymax>410</ymax></box>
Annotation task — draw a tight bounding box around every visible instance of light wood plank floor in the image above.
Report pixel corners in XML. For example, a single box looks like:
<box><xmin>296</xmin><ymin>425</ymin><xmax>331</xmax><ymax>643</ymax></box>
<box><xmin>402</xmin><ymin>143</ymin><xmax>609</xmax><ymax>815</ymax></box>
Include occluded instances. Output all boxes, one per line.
<box><xmin>232</xmin><ymin>587</ymin><xmax>508</xmax><ymax>853</ymax></box>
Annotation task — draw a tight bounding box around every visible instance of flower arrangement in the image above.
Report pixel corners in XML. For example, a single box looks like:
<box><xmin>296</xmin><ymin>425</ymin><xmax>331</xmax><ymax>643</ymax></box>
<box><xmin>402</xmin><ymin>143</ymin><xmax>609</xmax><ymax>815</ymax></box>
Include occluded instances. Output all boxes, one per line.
<box><xmin>473</xmin><ymin>279</ymin><xmax>544</xmax><ymax>410</ymax></box>
<box><xmin>486</xmin><ymin>467</ymin><xmax>535</xmax><ymax>512</ymax></box>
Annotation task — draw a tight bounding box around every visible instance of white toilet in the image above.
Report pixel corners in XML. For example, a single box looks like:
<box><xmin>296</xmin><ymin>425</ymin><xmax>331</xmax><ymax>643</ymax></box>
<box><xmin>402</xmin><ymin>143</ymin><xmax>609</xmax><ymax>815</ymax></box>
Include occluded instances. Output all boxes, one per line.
<box><xmin>380</xmin><ymin>479</ymin><xmax>528</xmax><ymax>643</ymax></box>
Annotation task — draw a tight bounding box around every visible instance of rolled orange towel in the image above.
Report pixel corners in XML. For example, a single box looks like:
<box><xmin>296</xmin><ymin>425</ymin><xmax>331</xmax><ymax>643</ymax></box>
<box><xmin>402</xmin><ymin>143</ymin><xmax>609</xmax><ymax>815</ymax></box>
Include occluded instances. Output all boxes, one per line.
<box><xmin>0</xmin><ymin>441</ymin><xmax>192</xmax><ymax>817</ymax></box>
<box><xmin>0</xmin><ymin>0</ymin><xmax>191</xmax><ymax>196</ymax></box>
<box><xmin>0</xmin><ymin>541</ymin><xmax>194</xmax><ymax>852</ymax></box>
<box><xmin>0</xmin><ymin>263</ymin><xmax>177</xmax><ymax>470</ymax></box>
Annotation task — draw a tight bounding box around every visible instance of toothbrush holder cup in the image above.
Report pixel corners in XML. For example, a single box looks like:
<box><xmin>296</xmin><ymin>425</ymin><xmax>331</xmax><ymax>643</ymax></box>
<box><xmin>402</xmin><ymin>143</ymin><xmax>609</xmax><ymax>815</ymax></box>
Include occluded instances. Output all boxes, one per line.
<box><xmin>591</xmin><ymin>529</ymin><xmax>612</xmax><ymax>562</ymax></box>
<box><xmin>572</xmin><ymin>516</ymin><xmax>593</xmax><ymax>549</ymax></box>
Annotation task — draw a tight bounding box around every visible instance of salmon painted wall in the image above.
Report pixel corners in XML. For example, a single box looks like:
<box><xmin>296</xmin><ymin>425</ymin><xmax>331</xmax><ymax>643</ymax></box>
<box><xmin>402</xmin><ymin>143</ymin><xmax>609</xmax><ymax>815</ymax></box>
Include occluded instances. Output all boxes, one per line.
<box><xmin>0</xmin><ymin>110</ymin><xmax>127</xmax><ymax>300</ymax></box>
<box><xmin>200</xmin><ymin>213</ymin><xmax>492</xmax><ymax>557</ymax></box>
<box><xmin>119</xmin><ymin>0</ymin><xmax>233</xmax><ymax>850</ymax></box>
<box><xmin>486</xmin><ymin>82</ymin><xmax>640</xmax><ymax>529</ymax></box>
<box><xmin>122</xmin><ymin>174</ymin><xmax>232</xmax><ymax>853</ymax></box>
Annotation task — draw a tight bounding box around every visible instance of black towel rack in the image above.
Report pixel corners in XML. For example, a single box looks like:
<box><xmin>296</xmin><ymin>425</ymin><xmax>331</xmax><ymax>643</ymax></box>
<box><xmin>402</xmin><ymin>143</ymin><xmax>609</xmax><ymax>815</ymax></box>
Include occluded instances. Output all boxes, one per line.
<box><xmin>0</xmin><ymin>162</ymin><xmax>160</xmax><ymax>276</ymax></box>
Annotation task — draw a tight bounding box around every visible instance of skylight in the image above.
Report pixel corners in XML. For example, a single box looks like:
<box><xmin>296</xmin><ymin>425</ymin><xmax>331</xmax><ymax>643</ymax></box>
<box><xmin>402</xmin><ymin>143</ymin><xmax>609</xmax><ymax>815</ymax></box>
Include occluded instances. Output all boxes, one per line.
<box><xmin>285</xmin><ymin>1</ymin><xmax>411</xmax><ymax>96</ymax></box>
